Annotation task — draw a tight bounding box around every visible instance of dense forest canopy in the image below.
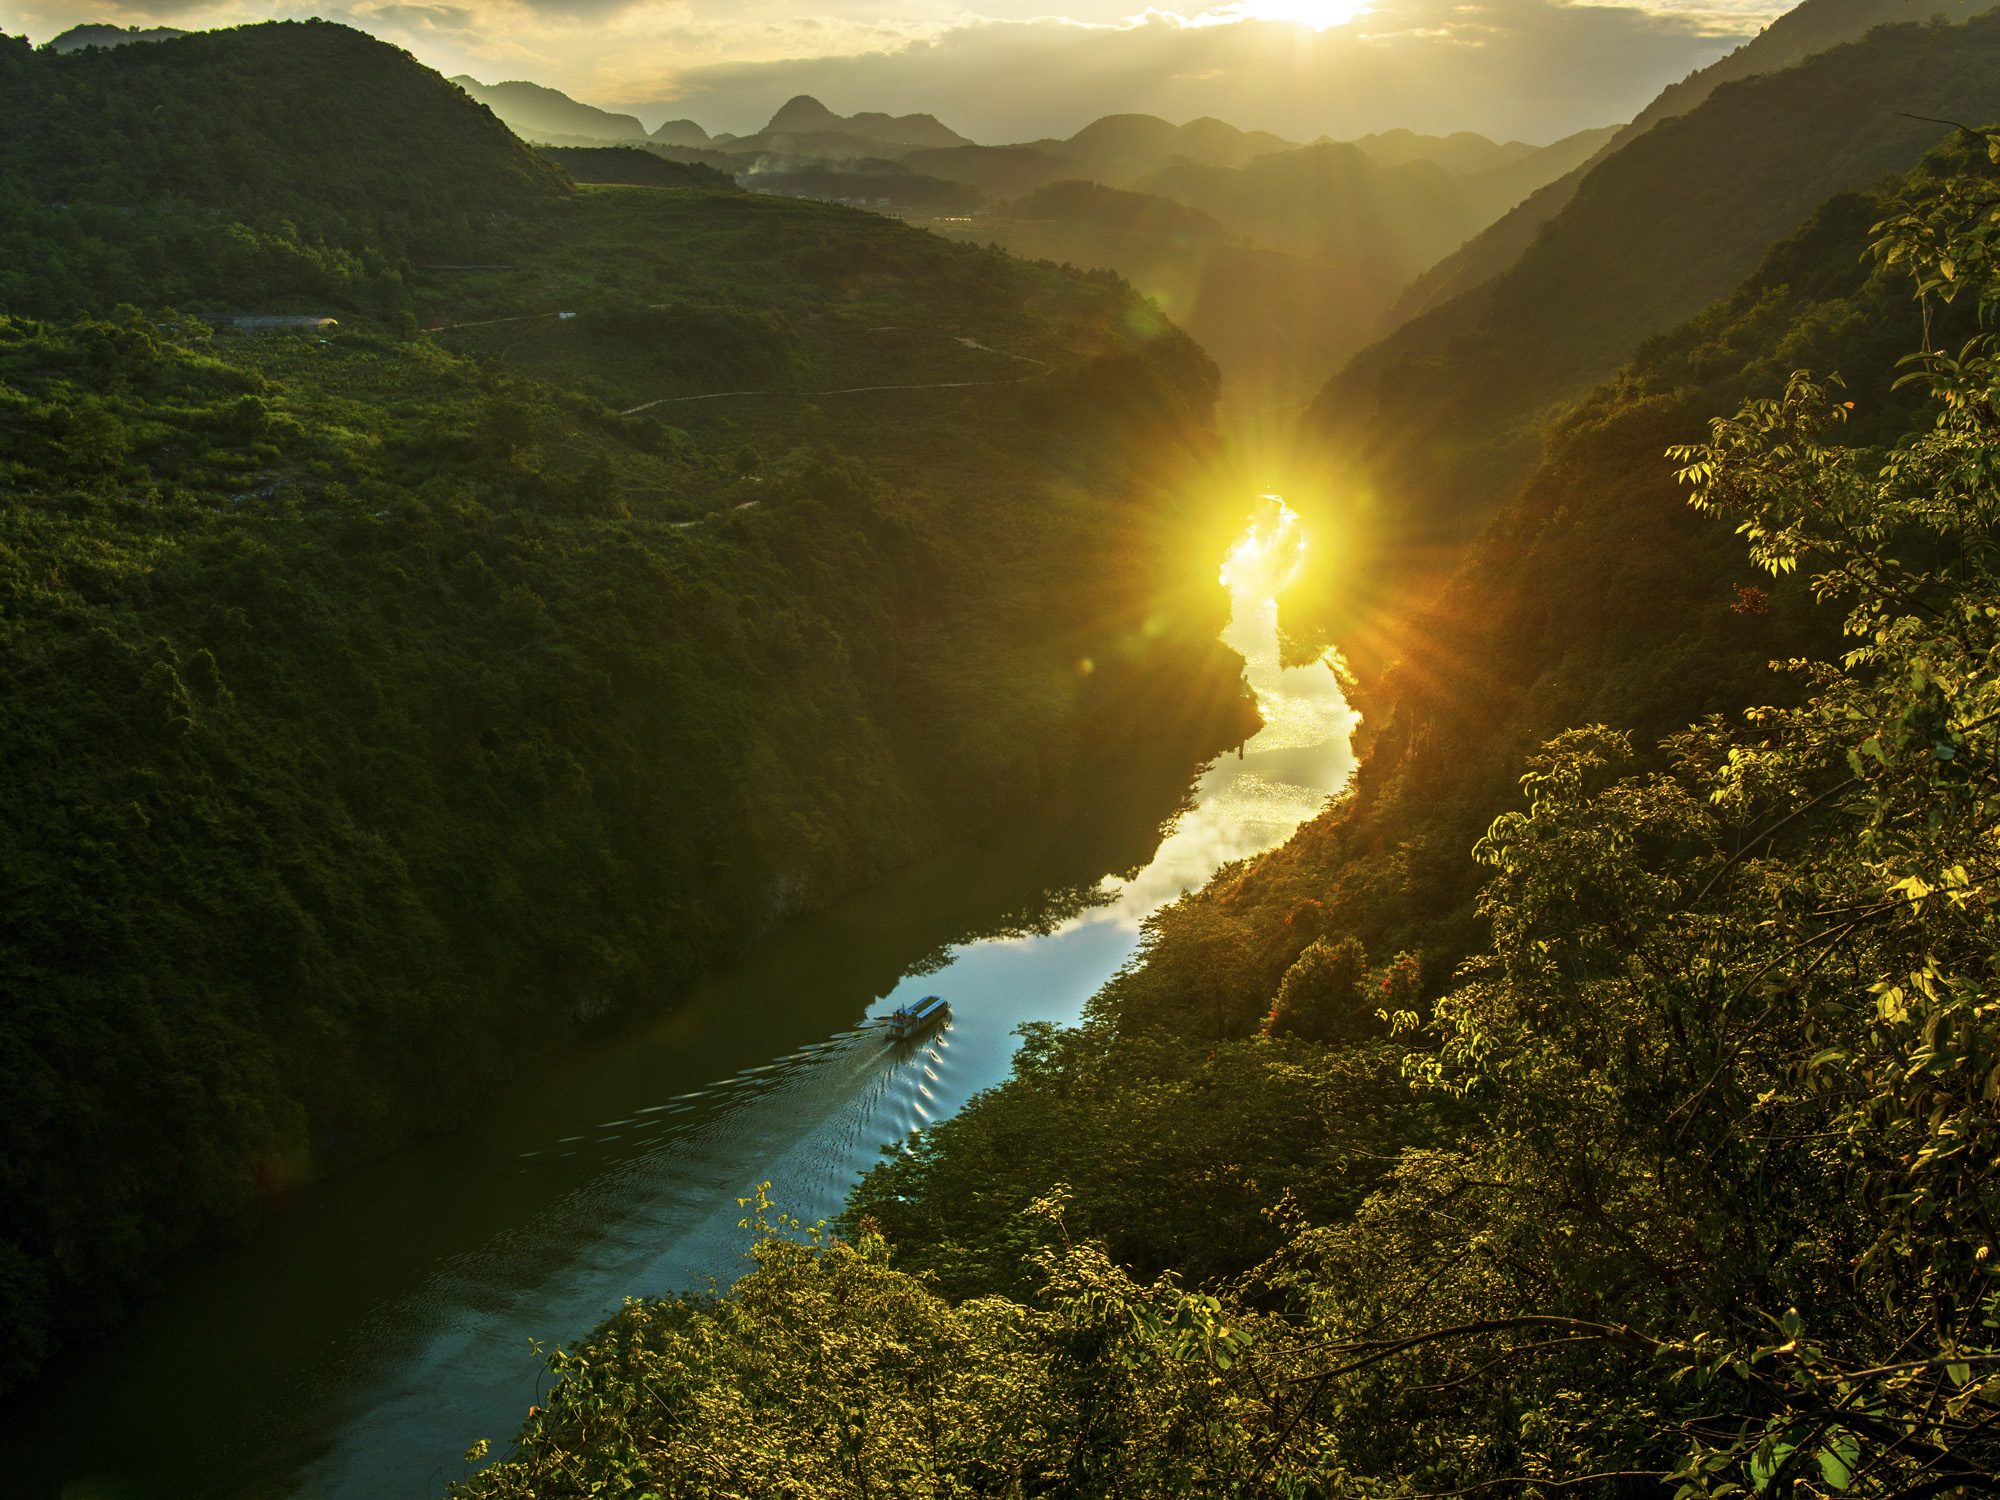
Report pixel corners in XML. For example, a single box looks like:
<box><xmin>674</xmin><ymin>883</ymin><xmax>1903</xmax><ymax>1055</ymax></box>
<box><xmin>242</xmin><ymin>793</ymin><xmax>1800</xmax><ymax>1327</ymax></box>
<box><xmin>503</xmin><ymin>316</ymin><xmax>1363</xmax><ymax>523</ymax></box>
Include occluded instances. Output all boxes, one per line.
<box><xmin>0</xmin><ymin>21</ymin><xmax>571</xmax><ymax>320</ymax></box>
<box><xmin>0</xmin><ymin>21</ymin><xmax>1257</xmax><ymax>1395</ymax></box>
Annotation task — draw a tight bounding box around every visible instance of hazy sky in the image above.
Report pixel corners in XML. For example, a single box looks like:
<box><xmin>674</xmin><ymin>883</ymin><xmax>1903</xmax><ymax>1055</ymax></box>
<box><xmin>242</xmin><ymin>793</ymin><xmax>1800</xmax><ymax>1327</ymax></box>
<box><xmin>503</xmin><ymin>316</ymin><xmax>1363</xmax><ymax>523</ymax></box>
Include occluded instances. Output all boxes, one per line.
<box><xmin>2</xmin><ymin>0</ymin><xmax>1787</xmax><ymax>142</ymax></box>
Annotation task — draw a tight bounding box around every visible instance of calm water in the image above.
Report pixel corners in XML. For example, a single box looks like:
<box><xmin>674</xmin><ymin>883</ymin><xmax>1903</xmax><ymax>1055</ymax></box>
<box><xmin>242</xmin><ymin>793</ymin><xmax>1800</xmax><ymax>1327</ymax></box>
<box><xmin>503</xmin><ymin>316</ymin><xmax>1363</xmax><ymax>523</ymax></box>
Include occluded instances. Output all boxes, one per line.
<box><xmin>14</xmin><ymin>505</ymin><xmax>1351</xmax><ymax>1500</ymax></box>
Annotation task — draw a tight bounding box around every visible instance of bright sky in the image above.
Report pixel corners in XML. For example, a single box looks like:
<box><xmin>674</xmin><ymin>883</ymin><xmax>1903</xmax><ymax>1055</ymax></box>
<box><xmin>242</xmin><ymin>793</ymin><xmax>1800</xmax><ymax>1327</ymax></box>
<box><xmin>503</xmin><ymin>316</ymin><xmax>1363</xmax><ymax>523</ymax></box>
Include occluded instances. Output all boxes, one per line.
<box><xmin>0</xmin><ymin>0</ymin><xmax>1790</xmax><ymax>143</ymax></box>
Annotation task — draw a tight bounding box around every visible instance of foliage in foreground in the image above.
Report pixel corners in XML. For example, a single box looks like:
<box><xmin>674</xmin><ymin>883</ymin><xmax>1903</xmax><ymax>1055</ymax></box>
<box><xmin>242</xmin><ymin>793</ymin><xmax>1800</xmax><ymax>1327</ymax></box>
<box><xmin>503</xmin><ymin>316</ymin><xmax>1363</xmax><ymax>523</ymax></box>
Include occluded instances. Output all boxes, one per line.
<box><xmin>461</xmin><ymin>137</ymin><xmax>2000</xmax><ymax>1497</ymax></box>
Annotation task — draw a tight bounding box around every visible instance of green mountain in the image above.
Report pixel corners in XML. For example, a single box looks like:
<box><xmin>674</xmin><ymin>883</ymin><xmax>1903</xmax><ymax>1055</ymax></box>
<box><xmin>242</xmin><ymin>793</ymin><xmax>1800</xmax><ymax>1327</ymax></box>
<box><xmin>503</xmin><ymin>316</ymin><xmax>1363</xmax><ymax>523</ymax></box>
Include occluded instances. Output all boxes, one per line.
<box><xmin>1302</xmin><ymin>4</ymin><xmax>2000</xmax><ymax>671</ymax></box>
<box><xmin>0</xmin><ymin>20</ymin><xmax>1255</xmax><ymax>1393</ymax></box>
<box><xmin>458</xmin><ymin>127</ymin><xmax>2000</xmax><ymax>1500</ymax></box>
<box><xmin>449</xmin><ymin>74</ymin><xmax>649</xmax><ymax>142</ymax></box>
<box><xmin>649</xmin><ymin>117</ymin><xmax>712</xmax><ymax>146</ymax></box>
<box><xmin>0</xmin><ymin>21</ymin><xmax>565</xmax><ymax>321</ymax></box>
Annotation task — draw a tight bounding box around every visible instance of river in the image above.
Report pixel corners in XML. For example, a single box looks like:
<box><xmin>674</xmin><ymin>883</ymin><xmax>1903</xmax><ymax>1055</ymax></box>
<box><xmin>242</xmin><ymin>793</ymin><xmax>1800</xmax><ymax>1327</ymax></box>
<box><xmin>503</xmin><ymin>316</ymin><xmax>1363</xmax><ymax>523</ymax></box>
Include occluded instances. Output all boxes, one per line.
<box><xmin>13</xmin><ymin>502</ymin><xmax>1352</xmax><ymax>1500</ymax></box>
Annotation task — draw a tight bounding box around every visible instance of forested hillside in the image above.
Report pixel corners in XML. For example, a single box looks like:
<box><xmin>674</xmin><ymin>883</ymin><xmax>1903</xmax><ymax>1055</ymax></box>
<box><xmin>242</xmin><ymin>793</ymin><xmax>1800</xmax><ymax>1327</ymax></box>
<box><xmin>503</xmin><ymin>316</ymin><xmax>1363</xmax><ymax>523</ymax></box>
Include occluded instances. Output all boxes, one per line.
<box><xmin>1303</xmin><ymin>6</ymin><xmax>2000</xmax><ymax>671</ymax></box>
<box><xmin>0</xmin><ymin>22</ymin><xmax>1256</xmax><ymax>1393</ymax></box>
<box><xmin>0</xmin><ymin>22</ymin><xmax>565</xmax><ymax>318</ymax></box>
<box><xmin>1380</xmin><ymin>0</ymin><xmax>1974</xmax><ymax>331</ymax></box>
<box><xmin>458</xmin><ymin>127</ymin><xmax>2000</xmax><ymax>1500</ymax></box>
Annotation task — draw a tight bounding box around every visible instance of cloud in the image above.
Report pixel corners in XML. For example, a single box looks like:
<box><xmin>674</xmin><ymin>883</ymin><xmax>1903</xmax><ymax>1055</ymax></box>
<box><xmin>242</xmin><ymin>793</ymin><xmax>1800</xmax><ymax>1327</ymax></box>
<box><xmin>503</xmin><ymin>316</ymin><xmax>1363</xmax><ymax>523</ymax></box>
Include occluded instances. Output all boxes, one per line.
<box><xmin>628</xmin><ymin>0</ymin><xmax>1753</xmax><ymax>142</ymax></box>
<box><xmin>0</xmin><ymin>0</ymin><xmax>1773</xmax><ymax>142</ymax></box>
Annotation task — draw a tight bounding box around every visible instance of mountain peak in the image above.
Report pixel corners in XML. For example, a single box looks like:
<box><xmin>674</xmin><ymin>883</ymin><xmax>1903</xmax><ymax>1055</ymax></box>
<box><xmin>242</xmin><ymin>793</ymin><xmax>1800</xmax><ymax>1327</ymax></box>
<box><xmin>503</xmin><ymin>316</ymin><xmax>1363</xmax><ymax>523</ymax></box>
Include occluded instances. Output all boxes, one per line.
<box><xmin>766</xmin><ymin>95</ymin><xmax>844</xmax><ymax>133</ymax></box>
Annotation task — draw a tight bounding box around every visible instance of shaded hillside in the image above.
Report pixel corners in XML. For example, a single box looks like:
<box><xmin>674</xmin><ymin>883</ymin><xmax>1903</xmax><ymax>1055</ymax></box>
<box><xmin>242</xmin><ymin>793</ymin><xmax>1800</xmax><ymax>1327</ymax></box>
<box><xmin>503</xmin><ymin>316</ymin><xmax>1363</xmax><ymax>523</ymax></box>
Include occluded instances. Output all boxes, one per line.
<box><xmin>1139</xmin><ymin>143</ymin><xmax>1482</xmax><ymax>283</ymax></box>
<box><xmin>908</xmin><ymin>126</ymin><xmax>1626</xmax><ymax>409</ymax></box>
<box><xmin>535</xmin><ymin>145</ymin><xmax>738</xmax><ymax>191</ymax></box>
<box><xmin>1381</xmin><ymin>0</ymin><xmax>1984</xmax><ymax>330</ymax></box>
<box><xmin>944</xmin><ymin>180</ymin><xmax>1237</xmax><ymax>316</ymax></box>
<box><xmin>0</xmin><ymin>27</ymin><xmax>1256</xmax><ymax>1394</ymax></box>
<box><xmin>1182</xmin><ymin>245</ymin><xmax>1396</xmax><ymax>413</ymax></box>
<box><xmin>742</xmin><ymin>159</ymin><xmax>981</xmax><ymax>213</ymax></box>
<box><xmin>900</xmin><ymin>144</ymin><xmax>1083</xmax><ymax>199</ymax></box>
<box><xmin>1132</xmin><ymin>129</ymin><xmax>1614</xmax><ymax>288</ymax></box>
<box><xmin>1448</xmin><ymin>123</ymin><xmax>1620</xmax><ymax>211</ymax></box>
<box><xmin>1303</xmin><ymin>9</ymin><xmax>2000</xmax><ymax>671</ymax></box>
<box><xmin>928</xmin><ymin>179</ymin><xmax>1395</xmax><ymax>409</ymax></box>
<box><xmin>450</xmin><ymin>74</ymin><xmax>647</xmax><ymax>141</ymax></box>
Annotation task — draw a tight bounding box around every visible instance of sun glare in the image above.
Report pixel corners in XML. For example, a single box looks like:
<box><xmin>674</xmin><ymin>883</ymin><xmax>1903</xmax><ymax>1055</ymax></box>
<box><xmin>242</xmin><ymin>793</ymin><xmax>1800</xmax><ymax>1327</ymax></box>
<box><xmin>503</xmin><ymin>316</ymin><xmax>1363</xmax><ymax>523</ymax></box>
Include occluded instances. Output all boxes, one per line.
<box><xmin>1221</xmin><ymin>496</ymin><xmax>1309</xmax><ymax>600</ymax></box>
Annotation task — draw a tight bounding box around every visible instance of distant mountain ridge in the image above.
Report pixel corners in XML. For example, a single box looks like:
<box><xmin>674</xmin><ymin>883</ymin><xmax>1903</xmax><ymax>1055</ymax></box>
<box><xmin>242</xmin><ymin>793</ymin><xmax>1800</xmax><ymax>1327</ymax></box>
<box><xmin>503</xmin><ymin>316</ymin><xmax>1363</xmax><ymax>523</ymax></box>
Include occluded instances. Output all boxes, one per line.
<box><xmin>44</xmin><ymin>23</ymin><xmax>187</xmax><ymax>51</ymax></box>
<box><xmin>1346</xmin><ymin>128</ymin><xmax>1538</xmax><ymax>174</ymax></box>
<box><xmin>724</xmin><ymin>94</ymin><xmax>969</xmax><ymax>150</ymax></box>
<box><xmin>1022</xmin><ymin>113</ymin><xmax>1301</xmax><ymax>180</ymax></box>
<box><xmin>414</xmin><ymin>70</ymin><xmax>1635</xmax><ymax>413</ymax></box>
<box><xmin>451</xmin><ymin>75</ymin><xmax>648</xmax><ymax>142</ymax></box>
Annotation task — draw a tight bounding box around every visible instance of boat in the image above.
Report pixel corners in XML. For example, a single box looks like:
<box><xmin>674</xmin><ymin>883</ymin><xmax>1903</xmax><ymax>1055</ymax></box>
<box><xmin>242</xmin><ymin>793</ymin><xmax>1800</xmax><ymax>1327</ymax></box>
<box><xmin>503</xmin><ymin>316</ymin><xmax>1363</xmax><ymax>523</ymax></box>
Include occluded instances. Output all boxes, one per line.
<box><xmin>887</xmin><ymin>994</ymin><xmax>950</xmax><ymax>1041</ymax></box>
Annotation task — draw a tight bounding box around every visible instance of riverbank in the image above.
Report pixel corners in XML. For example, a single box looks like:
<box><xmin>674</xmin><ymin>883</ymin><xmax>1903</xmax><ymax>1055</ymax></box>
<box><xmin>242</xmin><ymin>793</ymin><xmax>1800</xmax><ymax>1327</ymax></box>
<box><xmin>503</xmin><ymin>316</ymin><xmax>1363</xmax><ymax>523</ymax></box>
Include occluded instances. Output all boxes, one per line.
<box><xmin>3</xmin><ymin>548</ymin><xmax>1344</xmax><ymax>1496</ymax></box>
<box><xmin>1</xmin><ymin>180</ymin><xmax>1258</xmax><ymax>1415</ymax></box>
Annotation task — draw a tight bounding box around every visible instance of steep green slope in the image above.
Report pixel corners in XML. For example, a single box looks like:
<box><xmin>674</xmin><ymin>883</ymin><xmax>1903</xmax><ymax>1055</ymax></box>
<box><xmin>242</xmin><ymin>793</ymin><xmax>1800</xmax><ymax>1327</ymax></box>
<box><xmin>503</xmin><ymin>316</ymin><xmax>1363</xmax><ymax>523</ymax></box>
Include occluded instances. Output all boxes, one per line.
<box><xmin>1379</xmin><ymin>0</ymin><xmax>1982</xmax><ymax>331</ymax></box>
<box><xmin>0</xmin><ymin>21</ymin><xmax>566</xmax><ymax>319</ymax></box>
<box><xmin>1303</xmin><ymin>10</ymin><xmax>2000</xmax><ymax>670</ymax></box>
<box><xmin>0</xmin><ymin>24</ymin><xmax>1256</xmax><ymax>1393</ymax></box>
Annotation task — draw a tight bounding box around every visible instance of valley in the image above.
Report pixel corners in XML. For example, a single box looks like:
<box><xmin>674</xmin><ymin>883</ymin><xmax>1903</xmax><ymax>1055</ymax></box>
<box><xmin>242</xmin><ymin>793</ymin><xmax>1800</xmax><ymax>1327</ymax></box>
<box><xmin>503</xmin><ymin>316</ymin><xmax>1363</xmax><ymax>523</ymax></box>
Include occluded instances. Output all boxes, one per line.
<box><xmin>13</xmin><ymin>1</ymin><xmax>2000</xmax><ymax>1495</ymax></box>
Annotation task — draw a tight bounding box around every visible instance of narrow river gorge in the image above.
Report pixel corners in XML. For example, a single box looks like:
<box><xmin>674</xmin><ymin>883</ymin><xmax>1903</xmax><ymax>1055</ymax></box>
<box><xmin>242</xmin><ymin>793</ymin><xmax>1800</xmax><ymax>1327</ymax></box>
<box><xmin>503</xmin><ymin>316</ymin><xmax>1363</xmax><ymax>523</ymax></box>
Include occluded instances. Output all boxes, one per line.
<box><xmin>14</xmin><ymin>503</ymin><xmax>1353</xmax><ymax>1500</ymax></box>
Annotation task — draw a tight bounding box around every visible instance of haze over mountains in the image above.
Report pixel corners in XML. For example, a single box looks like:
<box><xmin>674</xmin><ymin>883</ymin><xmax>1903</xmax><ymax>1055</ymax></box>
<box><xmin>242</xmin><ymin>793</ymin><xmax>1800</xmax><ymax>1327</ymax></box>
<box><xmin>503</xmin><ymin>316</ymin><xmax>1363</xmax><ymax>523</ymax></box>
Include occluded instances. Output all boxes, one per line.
<box><xmin>1301</xmin><ymin>0</ymin><xmax>2000</xmax><ymax>670</ymax></box>
<box><xmin>449</xmin><ymin>73</ymin><xmax>1618</xmax><ymax>409</ymax></box>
